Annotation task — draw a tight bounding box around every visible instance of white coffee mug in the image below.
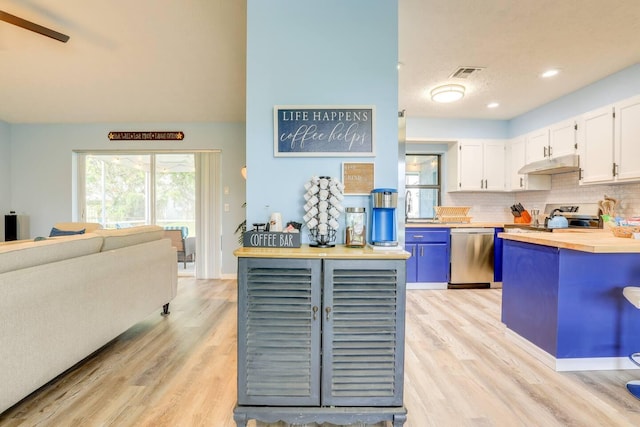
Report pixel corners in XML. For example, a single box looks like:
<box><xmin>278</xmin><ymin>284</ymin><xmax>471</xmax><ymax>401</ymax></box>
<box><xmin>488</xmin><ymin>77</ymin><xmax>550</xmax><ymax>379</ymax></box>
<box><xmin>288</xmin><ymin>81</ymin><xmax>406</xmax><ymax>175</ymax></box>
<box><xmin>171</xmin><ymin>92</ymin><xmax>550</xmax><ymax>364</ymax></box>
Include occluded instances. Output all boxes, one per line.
<box><xmin>270</xmin><ymin>212</ymin><xmax>283</xmax><ymax>232</ymax></box>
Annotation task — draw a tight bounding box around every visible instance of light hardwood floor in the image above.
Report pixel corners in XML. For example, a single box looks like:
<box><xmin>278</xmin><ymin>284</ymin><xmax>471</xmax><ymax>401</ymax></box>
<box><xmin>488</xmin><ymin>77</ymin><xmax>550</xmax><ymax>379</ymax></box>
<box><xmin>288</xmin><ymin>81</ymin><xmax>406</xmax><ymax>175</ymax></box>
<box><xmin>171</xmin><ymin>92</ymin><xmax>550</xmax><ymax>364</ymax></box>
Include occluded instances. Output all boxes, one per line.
<box><xmin>2</xmin><ymin>278</ymin><xmax>640</xmax><ymax>426</ymax></box>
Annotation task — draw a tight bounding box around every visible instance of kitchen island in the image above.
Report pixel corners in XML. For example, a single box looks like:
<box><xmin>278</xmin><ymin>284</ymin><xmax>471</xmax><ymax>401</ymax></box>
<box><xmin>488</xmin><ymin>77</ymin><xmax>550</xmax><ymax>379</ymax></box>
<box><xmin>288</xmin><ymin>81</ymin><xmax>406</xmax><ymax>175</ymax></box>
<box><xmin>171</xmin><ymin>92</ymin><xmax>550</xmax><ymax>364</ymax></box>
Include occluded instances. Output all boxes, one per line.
<box><xmin>499</xmin><ymin>230</ymin><xmax>640</xmax><ymax>371</ymax></box>
<box><xmin>233</xmin><ymin>245</ymin><xmax>410</xmax><ymax>427</ymax></box>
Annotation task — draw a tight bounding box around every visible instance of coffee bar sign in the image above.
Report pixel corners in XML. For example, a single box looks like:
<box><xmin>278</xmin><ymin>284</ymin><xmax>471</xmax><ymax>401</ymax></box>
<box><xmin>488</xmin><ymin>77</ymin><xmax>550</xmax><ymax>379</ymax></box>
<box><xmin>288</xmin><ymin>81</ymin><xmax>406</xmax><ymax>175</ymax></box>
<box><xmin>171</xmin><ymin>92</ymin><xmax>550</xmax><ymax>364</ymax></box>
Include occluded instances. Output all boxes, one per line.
<box><xmin>274</xmin><ymin>105</ymin><xmax>375</xmax><ymax>156</ymax></box>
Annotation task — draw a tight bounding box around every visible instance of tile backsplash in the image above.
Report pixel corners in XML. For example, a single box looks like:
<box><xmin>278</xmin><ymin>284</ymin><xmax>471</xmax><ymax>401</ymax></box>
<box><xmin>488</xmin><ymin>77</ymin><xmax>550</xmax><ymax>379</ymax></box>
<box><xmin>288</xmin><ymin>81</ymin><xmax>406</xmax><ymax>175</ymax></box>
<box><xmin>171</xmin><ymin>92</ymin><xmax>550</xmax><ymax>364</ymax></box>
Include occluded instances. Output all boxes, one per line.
<box><xmin>443</xmin><ymin>171</ymin><xmax>640</xmax><ymax>222</ymax></box>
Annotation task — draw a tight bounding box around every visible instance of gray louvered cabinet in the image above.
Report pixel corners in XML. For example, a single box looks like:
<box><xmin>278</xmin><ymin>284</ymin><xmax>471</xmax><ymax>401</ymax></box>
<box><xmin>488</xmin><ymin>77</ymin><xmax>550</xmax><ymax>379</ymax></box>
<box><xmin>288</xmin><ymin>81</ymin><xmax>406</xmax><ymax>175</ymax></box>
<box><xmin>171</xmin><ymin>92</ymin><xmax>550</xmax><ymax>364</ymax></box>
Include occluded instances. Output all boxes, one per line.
<box><xmin>237</xmin><ymin>257</ymin><xmax>321</xmax><ymax>406</ymax></box>
<box><xmin>235</xmin><ymin>256</ymin><xmax>407</xmax><ymax>427</ymax></box>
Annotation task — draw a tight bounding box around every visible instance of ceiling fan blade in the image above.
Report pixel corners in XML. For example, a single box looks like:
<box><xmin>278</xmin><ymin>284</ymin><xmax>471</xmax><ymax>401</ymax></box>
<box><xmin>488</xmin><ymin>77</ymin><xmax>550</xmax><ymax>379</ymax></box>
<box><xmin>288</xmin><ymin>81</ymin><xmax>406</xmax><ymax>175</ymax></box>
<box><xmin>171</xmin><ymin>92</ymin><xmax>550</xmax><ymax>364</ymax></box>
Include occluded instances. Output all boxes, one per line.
<box><xmin>0</xmin><ymin>10</ymin><xmax>69</xmax><ymax>43</ymax></box>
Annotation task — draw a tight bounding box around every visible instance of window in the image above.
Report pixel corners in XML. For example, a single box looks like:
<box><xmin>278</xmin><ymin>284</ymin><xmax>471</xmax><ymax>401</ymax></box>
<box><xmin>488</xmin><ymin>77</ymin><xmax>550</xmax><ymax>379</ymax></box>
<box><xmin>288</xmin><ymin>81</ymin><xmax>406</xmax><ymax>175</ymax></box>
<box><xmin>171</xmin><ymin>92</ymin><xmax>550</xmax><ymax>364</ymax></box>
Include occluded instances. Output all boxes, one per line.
<box><xmin>83</xmin><ymin>153</ymin><xmax>195</xmax><ymax>234</ymax></box>
<box><xmin>405</xmin><ymin>154</ymin><xmax>441</xmax><ymax>220</ymax></box>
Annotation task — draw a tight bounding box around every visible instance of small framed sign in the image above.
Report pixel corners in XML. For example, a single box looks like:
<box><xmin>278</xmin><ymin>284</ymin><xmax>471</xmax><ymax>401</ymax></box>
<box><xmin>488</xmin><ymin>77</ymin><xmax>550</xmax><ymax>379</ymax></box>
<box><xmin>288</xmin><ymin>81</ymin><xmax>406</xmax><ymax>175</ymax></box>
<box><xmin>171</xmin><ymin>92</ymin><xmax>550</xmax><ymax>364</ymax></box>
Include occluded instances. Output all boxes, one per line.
<box><xmin>342</xmin><ymin>162</ymin><xmax>374</xmax><ymax>195</ymax></box>
<box><xmin>274</xmin><ymin>105</ymin><xmax>375</xmax><ymax>157</ymax></box>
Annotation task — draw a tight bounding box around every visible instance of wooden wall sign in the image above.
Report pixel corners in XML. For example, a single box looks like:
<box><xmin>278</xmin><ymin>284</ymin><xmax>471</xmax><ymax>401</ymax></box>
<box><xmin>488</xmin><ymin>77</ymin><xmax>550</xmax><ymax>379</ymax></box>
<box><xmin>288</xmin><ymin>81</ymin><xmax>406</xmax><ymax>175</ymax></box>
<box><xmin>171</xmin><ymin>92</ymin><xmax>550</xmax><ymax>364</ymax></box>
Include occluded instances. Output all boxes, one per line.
<box><xmin>342</xmin><ymin>162</ymin><xmax>374</xmax><ymax>195</ymax></box>
<box><xmin>108</xmin><ymin>131</ymin><xmax>184</xmax><ymax>141</ymax></box>
<box><xmin>274</xmin><ymin>105</ymin><xmax>375</xmax><ymax>156</ymax></box>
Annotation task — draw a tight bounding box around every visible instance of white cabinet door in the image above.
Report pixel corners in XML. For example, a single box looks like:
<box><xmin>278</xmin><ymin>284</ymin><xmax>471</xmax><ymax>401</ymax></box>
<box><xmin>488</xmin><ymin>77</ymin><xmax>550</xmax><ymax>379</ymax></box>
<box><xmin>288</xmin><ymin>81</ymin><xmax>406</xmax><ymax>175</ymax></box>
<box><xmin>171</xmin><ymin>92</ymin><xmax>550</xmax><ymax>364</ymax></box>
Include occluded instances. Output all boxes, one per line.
<box><xmin>483</xmin><ymin>140</ymin><xmax>505</xmax><ymax>191</ymax></box>
<box><xmin>549</xmin><ymin>119</ymin><xmax>577</xmax><ymax>158</ymax></box>
<box><xmin>458</xmin><ymin>141</ymin><xmax>484</xmax><ymax>190</ymax></box>
<box><xmin>509</xmin><ymin>137</ymin><xmax>526</xmax><ymax>190</ymax></box>
<box><xmin>581</xmin><ymin>105</ymin><xmax>614</xmax><ymax>184</ymax></box>
<box><xmin>507</xmin><ymin>137</ymin><xmax>550</xmax><ymax>192</ymax></box>
<box><xmin>526</xmin><ymin>129</ymin><xmax>549</xmax><ymax>164</ymax></box>
<box><xmin>615</xmin><ymin>95</ymin><xmax>640</xmax><ymax>182</ymax></box>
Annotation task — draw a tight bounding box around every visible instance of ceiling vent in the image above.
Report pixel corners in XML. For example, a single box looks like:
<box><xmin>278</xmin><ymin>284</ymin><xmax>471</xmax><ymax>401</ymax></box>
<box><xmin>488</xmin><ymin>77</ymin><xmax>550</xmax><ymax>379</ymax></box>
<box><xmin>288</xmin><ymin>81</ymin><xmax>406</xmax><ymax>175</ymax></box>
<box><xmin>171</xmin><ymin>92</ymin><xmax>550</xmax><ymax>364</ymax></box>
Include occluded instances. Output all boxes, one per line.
<box><xmin>450</xmin><ymin>67</ymin><xmax>484</xmax><ymax>79</ymax></box>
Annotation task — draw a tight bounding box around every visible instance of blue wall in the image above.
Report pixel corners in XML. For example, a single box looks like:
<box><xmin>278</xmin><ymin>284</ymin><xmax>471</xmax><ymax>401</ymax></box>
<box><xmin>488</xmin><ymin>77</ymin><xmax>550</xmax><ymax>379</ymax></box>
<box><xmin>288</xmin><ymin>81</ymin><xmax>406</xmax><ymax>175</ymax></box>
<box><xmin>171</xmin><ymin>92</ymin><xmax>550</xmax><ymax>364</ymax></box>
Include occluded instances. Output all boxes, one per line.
<box><xmin>406</xmin><ymin>117</ymin><xmax>509</xmax><ymax>140</ymax></box>
<box><xmin>246</xmin><ymin>0</ymin><xmax>398</xmax><ymax>241</ymax></box>
<box><xmin>0</xmin><ymin>120</ymin><xmax>10</xmax><ymax>240</ymax></box>
<box><xmin>509</xmin><ymin>63</ymin><xmax>640</xmax><ymax>137</ymax></box>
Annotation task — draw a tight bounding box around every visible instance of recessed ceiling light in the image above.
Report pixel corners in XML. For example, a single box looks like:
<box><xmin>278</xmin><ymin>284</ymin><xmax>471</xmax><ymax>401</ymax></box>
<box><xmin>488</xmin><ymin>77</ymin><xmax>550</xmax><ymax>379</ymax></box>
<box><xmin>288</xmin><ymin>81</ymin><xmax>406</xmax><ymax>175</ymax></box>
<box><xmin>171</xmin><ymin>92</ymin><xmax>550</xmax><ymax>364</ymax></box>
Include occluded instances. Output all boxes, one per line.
<box><xmin>541</xmin><ymin>69</ymin><xmax>560</xmax><ymax>78</ymax></box>
<box><xmin>430</xmin><ymin>84</ymin><xmax>465</xmax><ymax>103</ymax></box>
<box><xmin>487</xmin><ymin>102</ymin><xmax>499</xmax><ymax>109</ymax></box>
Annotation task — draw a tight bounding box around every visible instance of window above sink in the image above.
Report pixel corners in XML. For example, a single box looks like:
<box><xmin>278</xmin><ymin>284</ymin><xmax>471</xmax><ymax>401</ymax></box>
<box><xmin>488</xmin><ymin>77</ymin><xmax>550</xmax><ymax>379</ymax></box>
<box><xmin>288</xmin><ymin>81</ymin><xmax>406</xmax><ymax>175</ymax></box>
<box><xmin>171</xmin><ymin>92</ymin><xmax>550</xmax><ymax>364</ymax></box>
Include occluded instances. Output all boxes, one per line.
<box><xmin>405</xmin><ymin>154</ymin><xmax>441</xmax><ymax>221</ymax></box>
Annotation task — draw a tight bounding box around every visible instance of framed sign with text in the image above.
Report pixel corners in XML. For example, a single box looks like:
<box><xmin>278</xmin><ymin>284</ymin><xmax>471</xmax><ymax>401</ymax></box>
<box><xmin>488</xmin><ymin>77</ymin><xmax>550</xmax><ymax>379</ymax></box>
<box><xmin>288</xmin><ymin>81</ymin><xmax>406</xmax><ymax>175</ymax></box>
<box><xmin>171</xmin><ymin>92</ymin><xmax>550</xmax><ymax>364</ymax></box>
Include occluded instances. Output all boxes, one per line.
<box><xmin>342</xmin><ymin>162</ymin><xmax>375</xmax><ymax>195</ymax></box>
<box><xmin>274</xmin><ymin>105</ymin><xmax>375</xmax><ymax>157</ymax></box>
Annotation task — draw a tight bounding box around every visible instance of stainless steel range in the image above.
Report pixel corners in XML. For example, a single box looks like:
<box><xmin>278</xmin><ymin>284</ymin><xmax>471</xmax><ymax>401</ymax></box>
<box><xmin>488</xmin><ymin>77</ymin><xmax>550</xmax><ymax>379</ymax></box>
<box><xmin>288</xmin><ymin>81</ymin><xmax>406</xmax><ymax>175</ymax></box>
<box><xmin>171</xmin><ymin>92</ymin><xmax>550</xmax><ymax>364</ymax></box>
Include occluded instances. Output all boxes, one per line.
<box><xmin>504</xmin><ymin>203</ymin><xmax>602</xmax><ymax>232</ymax></box>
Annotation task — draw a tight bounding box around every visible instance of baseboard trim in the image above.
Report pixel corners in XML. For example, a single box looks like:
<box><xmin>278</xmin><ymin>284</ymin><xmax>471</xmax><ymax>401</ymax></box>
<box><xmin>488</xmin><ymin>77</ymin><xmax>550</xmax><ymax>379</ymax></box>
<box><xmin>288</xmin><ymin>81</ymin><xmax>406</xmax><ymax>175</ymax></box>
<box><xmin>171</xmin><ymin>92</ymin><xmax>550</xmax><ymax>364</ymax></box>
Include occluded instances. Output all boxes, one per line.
<box><xmin>505</xmin><ymin>329</ymin><xmax>639</xmax><ymax>372</ymax></box>
<box><xmin>407</xmin><ymin>282</ymin><xmax>448</xmax><ymax>290</ymax></box>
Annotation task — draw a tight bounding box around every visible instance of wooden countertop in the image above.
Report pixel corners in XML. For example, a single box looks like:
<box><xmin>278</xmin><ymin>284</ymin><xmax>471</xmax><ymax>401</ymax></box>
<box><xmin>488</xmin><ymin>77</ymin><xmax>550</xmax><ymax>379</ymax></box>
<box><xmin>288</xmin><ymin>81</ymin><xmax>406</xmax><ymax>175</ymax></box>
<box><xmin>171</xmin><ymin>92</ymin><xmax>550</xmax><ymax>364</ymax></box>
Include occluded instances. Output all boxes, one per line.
<box><xmin>498</xmin><ymin>229</ymin><xmax>640</xmax><ymax>253</ymax></box>
<box><xmin>234</xmin><ymin>244</ymin><xmax>410</xmax><ymax>260</ymax></box>
<box><xmin>406</xmin><ymin>222</ymin><xmax>506</xmax><ymax>228</ymax></box>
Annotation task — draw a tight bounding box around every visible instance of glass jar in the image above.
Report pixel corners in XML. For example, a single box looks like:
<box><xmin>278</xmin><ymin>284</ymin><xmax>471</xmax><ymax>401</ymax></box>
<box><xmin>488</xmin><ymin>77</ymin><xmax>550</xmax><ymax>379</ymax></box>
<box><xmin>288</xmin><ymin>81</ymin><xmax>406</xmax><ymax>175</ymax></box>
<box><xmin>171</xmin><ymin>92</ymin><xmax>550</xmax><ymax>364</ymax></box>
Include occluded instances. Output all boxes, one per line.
<box><xmin>345</xmin><ymin>207</ymin><xmax>366</xmax><ymax>247</ymax></box>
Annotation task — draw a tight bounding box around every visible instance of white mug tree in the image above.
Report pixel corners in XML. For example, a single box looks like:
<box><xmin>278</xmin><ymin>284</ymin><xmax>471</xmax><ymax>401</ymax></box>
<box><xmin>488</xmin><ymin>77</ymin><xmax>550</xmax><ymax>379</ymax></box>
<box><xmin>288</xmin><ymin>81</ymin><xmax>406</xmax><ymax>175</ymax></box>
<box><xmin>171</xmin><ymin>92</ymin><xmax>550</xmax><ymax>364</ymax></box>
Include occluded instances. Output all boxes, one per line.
<box><xmin>303</xmin><ymin>176</ymin><xmax>344</xmax><ymax>247</ymax></box>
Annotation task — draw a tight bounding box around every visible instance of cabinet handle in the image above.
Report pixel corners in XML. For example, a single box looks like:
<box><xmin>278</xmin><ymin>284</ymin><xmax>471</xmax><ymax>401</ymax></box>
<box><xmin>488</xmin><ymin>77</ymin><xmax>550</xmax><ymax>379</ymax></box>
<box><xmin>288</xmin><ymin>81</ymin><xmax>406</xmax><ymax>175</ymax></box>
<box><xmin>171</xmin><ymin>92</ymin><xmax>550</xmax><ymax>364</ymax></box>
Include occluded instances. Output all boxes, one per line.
<box><xmin>578</xmin><ymin>168</ymin><xmax>583</xmax><ymax>180</ymax></box>
<box><xmin>312</xmin><ymin>306</ymin><xmax>319</xmax><ymax>321</ymax></box>
<box><xmin>413</xmin><ymin>235</ymin><xmax>424</xmax><ymax>238</ymax></box>
<box><xmin>543</xmin><ymin>146</ymin><xmax>548</xmax><ymax>157</ymax></box>
<box><xmin>484</xmin><ymin>179</ymin><xmax>488</xmax><ymax>188</ymax></box>
<box><xmin>613</xmin><ymin>162</ymin><xmax>618</xmax><ymax>177</ymax></box>
<box><xmin>480</xmin><ymin>179</ymin><xmax>484</xmax><ymax>189</ymax></box>
<box><xmin>519</xmin><ymin>177</ymin><xmax>523</xmax><ymax>188</ymax></box>
<box><xmin>411</xmin><ymin>246</ymin><xmax>415</xmax><ymax>256</ymax></box>
<box><xmin>548</xmin><ymin>145</ymin><xmax>553</xmax><ymax>156</ymax></box>
<box><xmin>325</xmin><ymin>307</ymin><xmax>332</xmax><ymax>320</ymax></box>
<box><xmin>420</xmin><ymin>246</ymin><xmax>424</xmax><ymax>257</ymax></box>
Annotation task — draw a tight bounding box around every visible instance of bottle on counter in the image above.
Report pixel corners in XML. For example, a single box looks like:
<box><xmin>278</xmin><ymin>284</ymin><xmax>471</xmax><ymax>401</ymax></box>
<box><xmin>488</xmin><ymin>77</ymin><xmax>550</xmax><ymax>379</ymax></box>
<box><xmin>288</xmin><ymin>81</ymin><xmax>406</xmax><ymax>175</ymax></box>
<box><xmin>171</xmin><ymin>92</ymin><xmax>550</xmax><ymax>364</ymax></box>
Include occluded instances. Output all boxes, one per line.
<box><xmin>345</xmin><ymin>207</ymin><xmax>366</xmax><ymax>247</ymax></box>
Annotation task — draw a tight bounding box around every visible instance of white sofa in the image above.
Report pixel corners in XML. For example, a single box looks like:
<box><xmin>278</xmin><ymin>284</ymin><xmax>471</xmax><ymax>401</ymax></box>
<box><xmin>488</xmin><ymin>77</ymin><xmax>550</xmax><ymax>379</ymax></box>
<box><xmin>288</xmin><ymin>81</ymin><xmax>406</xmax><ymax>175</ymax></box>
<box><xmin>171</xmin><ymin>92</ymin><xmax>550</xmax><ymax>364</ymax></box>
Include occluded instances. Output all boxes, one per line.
<box><xmin>0</xmin><ymin>225</ymin><xmax>177</xmax><ymax>414</ymax></box>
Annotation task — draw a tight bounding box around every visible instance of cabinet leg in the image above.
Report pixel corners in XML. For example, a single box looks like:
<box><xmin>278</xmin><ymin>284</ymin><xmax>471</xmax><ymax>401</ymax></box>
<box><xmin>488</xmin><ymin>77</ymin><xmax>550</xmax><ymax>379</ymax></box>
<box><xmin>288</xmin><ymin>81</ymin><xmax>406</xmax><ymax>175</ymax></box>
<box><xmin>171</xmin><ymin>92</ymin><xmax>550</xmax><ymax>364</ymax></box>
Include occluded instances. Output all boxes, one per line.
<box><xmin>233</xmin><ymin>412</ymin><xmax>248</xmax><ymax>427</ymax></box>
<box><xmin>161</xmin><ymin>303</ymin><xmax>170</xmax><ymax>316</ymax></box>
<box><xmin>393</xmin><ymin>413</ymin><xmax>408</xmax><ymax>427</ymax></box>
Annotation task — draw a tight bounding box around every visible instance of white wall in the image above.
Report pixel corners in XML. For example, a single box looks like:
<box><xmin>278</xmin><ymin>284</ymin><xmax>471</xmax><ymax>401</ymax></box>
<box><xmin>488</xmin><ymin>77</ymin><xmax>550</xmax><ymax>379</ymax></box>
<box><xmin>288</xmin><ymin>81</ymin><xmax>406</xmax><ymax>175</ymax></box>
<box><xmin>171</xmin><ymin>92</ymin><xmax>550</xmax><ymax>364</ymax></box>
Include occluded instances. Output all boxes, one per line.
<box><xmin>516</xmin><ymin>171</ymin><xmax>640</xmax><ymax>219</ymax></box>
<box><xmin>8</xmin><ymin>122</ymin><xmax>245</xmax><ymax>275</ymax></box>
<box><xmin>0</xmin><ymin>121</ymin><xmax>10</xmax><ymax>241</ymax></box>
<box><xmin>245</xmin><ymin>0</ymin><xmax>398</xmax><ymax>243</ymax></box>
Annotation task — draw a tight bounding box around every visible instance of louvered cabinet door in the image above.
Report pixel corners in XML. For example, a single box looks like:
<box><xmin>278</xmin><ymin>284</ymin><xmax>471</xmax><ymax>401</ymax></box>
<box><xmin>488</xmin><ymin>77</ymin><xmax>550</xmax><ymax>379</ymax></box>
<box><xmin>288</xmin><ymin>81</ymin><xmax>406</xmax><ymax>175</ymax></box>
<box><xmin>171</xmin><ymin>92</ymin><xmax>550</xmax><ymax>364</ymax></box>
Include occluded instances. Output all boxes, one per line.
<box><xmin>237</xmin><ymin>258</ymin><xmax>321</xmax><ymax>406</ymax></box>
<box><xmin>322</xmin><ymin>259</ymin><xmax>406</xmax><ymax>406</ymax></box>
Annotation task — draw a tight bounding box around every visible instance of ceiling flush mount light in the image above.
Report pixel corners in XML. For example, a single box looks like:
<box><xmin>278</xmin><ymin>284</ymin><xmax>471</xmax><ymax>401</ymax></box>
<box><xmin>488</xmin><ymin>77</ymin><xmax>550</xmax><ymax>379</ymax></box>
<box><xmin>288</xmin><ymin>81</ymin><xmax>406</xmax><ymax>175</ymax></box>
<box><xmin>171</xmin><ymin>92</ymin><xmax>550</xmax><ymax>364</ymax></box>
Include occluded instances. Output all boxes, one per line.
<box><xmin>487</xmin><ymin>102</ymin><xmax>499</xmax><ymax>109</ymax></box>
<box><xmin>431</xmin><ymin>84</ymin><xmax>465</xmax><ymax>103</ymax></box>
<box><xmin>541</xmin><ymin>69</ymin><xmax>560</xmax><ymax>78</ymax></box>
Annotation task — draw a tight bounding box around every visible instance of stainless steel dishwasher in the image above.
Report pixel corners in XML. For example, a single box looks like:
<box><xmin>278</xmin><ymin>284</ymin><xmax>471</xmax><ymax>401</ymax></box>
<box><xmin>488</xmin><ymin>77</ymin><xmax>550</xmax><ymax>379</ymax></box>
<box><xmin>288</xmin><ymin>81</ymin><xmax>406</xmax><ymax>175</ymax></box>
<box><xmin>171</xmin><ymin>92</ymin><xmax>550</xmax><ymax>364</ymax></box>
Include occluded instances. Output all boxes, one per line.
<box><xmin>449</xmin><ymin>228</ymin><xmax>494</xmax><ymax>288</ymax></box>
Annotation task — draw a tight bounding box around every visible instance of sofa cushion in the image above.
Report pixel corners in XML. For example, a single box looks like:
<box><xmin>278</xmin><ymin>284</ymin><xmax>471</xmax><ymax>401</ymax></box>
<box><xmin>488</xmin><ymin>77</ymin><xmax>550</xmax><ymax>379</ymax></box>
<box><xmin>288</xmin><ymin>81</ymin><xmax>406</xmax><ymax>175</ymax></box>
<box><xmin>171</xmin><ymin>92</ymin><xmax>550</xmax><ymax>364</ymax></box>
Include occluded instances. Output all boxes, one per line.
<box><xmin>49</xmin><ymin>227</ymin><xmax>85</xmax><ymax>237</ymax></box>
<box><xmin>0</xmin><ymin>234</ymin><xmax>104</xmax><ymax>274</ymax></box>
<box><xmin>93</xmin><ymin>225</ymin><xmax>164</xmax><ymax>251</ymax></box>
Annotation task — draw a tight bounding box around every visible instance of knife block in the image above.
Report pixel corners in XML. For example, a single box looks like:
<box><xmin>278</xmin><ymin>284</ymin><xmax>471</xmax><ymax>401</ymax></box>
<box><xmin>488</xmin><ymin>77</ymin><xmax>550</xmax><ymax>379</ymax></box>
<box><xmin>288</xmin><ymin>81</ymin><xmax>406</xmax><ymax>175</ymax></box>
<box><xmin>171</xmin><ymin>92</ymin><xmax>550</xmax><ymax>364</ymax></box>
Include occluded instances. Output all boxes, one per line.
<box><xmin>514</xmin><ymin>210</ymin><xmax>532</xmax><ymax>223</ymax></box>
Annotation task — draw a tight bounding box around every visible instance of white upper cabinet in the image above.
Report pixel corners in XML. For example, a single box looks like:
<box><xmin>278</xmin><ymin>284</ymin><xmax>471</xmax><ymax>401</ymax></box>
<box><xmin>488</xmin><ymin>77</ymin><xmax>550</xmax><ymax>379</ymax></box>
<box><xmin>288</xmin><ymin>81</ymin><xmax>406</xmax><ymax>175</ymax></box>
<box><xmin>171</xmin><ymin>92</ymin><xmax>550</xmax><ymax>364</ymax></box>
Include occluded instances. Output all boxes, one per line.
<box><xmin>580</xmin><ymin>105</ymin><xmax>614</xmax><ymax>184</ymax></box>
<box><xmin>549</xmin><ymin>119</ymin><xmax>578</xmax><ymax>158</ymax></box>
<box><xmin>614</xmin><ymin>95</ymin><xmax>640</xmax><ymax>182</ymax></box>
<box><xmin>507</xmin><ymin>136</ymin><xmax>550</xmax><ymax>191</ymax></box>
<box><xmin>525</xmin><ymin>119</ymin><xmax>577</xmax><ymax>165</ymax></box>
<box><xmin>447</xmin><ymin>139</ymin><xmax>505</xmax><ymax>191</ymax></box>
<box><xmin>525</xmin><ymin>128</ymin><xmax>549</xmax><ymax>164</ymax></box>
<box><xmin>580</xmin><ymin>94</ymin><xmax>640</xmax><ymax>185</ymax></box>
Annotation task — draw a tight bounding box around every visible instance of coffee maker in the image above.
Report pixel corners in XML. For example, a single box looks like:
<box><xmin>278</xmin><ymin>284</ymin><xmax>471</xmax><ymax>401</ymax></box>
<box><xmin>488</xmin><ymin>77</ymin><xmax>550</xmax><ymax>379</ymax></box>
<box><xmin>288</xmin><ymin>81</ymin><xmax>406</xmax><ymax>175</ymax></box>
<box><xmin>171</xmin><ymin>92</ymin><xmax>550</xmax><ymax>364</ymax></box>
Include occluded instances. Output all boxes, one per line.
<box><xmin>370</xmin><ymin>188</ymin><xmax>398</xmax><ymax>246</ymax></box>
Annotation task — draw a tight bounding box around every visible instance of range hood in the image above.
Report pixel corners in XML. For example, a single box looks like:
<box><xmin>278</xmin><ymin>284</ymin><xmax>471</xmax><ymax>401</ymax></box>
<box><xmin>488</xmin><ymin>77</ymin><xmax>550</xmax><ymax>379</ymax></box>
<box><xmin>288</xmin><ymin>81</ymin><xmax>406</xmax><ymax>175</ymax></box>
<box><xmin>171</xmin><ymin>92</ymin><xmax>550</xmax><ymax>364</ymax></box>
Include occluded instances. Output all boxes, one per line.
<box><xmin>517</xmin><ymin>154</ymin><xmax>580</xmax><ymax>175</ymax></box>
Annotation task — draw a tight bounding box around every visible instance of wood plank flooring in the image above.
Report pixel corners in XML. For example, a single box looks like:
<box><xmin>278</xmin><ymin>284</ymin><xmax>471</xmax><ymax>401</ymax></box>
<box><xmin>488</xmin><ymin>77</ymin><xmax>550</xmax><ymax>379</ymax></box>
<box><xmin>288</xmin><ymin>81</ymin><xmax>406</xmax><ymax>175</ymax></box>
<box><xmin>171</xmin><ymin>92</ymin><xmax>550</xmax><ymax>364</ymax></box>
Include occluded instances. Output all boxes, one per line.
<box><xmin>2</xmin><ymin>278</ymin><xmax>640</xmax><ymax>426</ymax></box>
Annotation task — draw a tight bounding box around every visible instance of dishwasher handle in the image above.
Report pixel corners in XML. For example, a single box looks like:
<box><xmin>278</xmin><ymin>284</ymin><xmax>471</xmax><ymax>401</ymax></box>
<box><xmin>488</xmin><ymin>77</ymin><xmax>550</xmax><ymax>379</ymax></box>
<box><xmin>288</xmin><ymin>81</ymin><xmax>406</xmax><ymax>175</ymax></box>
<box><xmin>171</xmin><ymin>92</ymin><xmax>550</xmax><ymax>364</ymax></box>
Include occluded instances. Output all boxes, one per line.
<box><xmin>450</xmin><ymin>228</ymin><xmax>494</xmax><ymax>234</ymax></box>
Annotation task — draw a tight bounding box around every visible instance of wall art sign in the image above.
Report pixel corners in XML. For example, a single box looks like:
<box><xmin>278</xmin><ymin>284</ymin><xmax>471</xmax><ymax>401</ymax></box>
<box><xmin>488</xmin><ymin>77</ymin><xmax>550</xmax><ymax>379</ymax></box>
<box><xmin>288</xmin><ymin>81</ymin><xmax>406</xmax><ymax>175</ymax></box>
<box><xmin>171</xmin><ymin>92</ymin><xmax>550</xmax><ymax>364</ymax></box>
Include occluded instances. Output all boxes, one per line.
<box><xmin>274</xmin><ymin>105</ymin><xmax>375</xmax><ymax>157</ymax></box>
<box><xmin>108</xmin><ymin>131</ymin><xmax>184</xmax><ymax>141</ymax></box>
<box><xmin>342</xmin><ymin>162</ymin><xmax>375</xmax><ymax>195</ymax></box>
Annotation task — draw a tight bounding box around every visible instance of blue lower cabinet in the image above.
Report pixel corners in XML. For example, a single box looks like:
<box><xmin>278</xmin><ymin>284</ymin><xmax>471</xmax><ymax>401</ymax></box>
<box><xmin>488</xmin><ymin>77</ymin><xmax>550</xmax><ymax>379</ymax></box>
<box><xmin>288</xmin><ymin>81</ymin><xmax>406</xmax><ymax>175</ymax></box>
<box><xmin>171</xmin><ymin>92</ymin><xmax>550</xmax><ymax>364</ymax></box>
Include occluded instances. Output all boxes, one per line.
<box><xmin>502</xmin><ymin>239</ymin><xmax>640</xmax><ymax>359</ymax></box>
<box><xmin>493</xmin><ymin>228</ymin><xmax>503</xmax><ymax>282</ymax></box>
<box><xmin>405</xmin><ymin>228</ymin><xmax>450</xmax><ymax>283</ymax></box>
